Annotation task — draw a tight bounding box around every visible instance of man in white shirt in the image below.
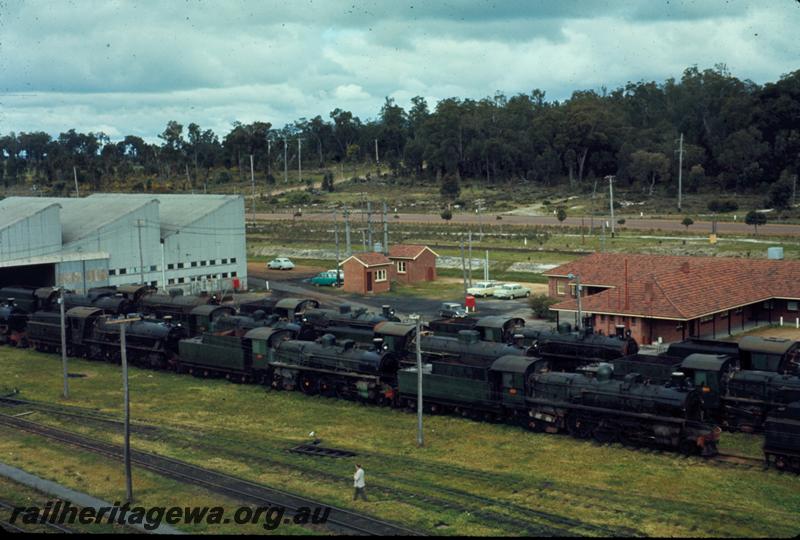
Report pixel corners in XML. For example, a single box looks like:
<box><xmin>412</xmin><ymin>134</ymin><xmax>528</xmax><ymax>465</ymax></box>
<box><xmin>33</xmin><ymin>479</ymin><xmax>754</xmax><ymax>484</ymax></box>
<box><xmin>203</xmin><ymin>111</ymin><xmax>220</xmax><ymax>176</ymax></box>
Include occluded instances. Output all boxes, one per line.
<box><xmin>353</xmin><ymin>464</ymin><xmax>367</xmax><ymax>501</ymax></box>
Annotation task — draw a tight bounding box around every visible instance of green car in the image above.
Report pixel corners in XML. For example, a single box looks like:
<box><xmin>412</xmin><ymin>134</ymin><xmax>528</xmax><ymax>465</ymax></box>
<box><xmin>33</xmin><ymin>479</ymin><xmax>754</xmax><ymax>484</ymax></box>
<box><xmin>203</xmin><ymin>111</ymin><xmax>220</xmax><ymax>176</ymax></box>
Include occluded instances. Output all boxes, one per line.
<box><xmin>310</xmin><ymin>271</ymin><xmax>341</xmax><ymax>287</ymax></box>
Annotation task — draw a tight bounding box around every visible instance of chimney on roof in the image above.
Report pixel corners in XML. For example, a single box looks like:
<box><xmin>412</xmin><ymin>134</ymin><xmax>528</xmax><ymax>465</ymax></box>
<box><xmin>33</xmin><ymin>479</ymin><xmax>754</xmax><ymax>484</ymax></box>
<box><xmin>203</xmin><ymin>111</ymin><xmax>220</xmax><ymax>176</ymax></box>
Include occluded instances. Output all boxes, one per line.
<box><xmin>680</xmin><ymin>261</ymin><xmax>690</xmax><ymax>274</ymax></box>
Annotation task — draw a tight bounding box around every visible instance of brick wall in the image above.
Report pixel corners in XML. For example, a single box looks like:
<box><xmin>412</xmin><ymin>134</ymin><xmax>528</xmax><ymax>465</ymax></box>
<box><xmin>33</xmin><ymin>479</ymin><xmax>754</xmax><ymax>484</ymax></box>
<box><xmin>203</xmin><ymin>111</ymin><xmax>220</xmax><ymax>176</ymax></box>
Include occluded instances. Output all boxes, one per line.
<box><xmin>341</xmin><ymin>259</ymin><xmax>391</xmax><ymax>295</ymax></box>
<box><xmin>391</xmin><ymin>250</ymin><xmax>437</xmax><ymax>284</ymax></box>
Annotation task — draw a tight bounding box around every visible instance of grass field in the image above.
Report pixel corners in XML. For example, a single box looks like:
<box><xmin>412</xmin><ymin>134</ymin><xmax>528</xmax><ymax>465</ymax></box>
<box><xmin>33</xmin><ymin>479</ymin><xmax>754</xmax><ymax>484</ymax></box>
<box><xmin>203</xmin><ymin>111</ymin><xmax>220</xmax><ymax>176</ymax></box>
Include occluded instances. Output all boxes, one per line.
<box><xmin>1</xmin><ymin>348</ymin><xmax>798</xmax><ymax>537</ymax></box>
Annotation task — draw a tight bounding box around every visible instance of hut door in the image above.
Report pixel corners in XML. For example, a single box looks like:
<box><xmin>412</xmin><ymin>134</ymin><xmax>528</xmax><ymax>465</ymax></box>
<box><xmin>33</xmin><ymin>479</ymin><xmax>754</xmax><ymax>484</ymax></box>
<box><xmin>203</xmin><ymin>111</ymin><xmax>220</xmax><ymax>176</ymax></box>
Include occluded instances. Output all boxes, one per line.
<box><xmin>426</xmin><ymin>267</ymin><xmax>434</xmax><ymax>281</ymax></box>
<box><xmin>366</xmin><ymin>272</ymin><xmax>373</xmax><ymax>292</ymax></box>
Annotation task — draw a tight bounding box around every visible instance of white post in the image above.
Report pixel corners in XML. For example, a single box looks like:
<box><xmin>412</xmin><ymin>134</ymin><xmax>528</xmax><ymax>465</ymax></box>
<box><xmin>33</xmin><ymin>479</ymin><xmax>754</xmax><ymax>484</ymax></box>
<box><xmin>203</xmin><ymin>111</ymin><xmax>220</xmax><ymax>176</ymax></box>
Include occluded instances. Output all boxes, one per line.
<box><xmin>484</xmin><ymin>250</ymin><xmax>489</xmax><ymax>281</ymax></box>
<box><xmin>412</xmin><ymin>315</ymin><xmax>423</xmax><ymax>448</ymax></box>
<box><xmin>677</xmin><ymin>133</ymin><xmax>683</xmax><ymax>211</ymax></box>
<box><xmin>607</xmin><ymin>175</ymin><xmax>615</xmax><ymax>236</ymax></box>
<box><xmin>780</xmin><ymin>316</ymin><xmax>784</xmax><ymax>327</ymax></box>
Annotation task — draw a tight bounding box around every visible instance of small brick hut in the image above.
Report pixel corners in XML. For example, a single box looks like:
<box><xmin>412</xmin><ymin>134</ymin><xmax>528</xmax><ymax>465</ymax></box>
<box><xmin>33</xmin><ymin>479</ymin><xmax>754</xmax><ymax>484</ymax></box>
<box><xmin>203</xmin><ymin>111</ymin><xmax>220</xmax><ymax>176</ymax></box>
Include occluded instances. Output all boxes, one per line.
<box><xmin>387</xmin><ymin>244</ymin><xmax>439</xmax><ymax>284</ymax></box>
<box><xmin>339</xmin><ymin>252</ymin><xmax>393</xmax><ymax>295</ymax></box>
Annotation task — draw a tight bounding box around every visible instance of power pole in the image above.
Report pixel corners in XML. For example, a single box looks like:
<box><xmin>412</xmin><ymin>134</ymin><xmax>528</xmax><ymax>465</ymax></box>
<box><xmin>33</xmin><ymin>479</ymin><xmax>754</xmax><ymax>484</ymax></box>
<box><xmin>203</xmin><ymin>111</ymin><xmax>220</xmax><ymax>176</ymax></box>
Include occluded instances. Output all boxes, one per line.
<box><xmin>334</xmin><ymin>211</ymin><xmax>341</xmax><ymax>287</ymax></box>
<box><xmin>367</xmin><ymin>201</ymin><xmax>373</xmax><ymax>249</ymax></box>
<box><xmin>59</xmin><ymin>287</ymin><xmax>69</xmax><ymax>399</ymax></box>
<box><xmin>677</xmin><ymin>133</ymin><xmax>684</xmax><ymax>211</ymax></box>
<box><xmin>475</xmin><ymin>198</ymin><xmax>485</xmax><ymax>241</ymax></box>
<box><xmin>411</xmin><ymin>314</ymin><xmax>423</xmax><ymax>448</ymax></box>
<box><xmin>606</xmin><ymin>175</ymin><xmax>615</xmax><ymax>236</ymax></box>
<box><xmin>374</xmin><ymin>139</ymin><xmax>379</xmax><ymax>164</ymax></box>
<box><xmin>460</xmin><ymin>238</ymin><xmax>467</xmax><ymax>297</ymax></box>
<box><xmin>467</xmin><ymin>231</ymin><xmax>473</xmax><ymax>288</ymax></box>
<box><xmin>250</xmin><ymin>154</ymin><xmax>256</xmax><ymax>221</ymax></box>
<box><xmin>297</xmin><ymin>138</ymin><xmax>303</xmax><ymax>184</ymax></box>
<box><xmin>344</xmin><ymin>206</ymin><xmax>352</xmax><ymax>256</ymax></box>
<box><xmin>136</xmin><ymin>219</ymin><xmax>145</xmax><ymax>284</ymax></box>
<box><xmin>382</xmin><ymin>201</ymin><xmax>388</xmax><ymax>255</ymax></box>
<box><xmin>361</xmin><ymin>229</ymin><xmax>367</xmax><ymax>252</ymax></box>
<box><xmin>283</xmin><ymin>138</ymin><xmax>288</xmax><ymax>184</ymax></box>
<box><xmin>73</xmin><ymin>166</ymin><xmax>80</xmax><ymax>198</ymax></box>
<box><xmin>484</xmin><ymin>250</ymin><xmax>489</xmax><ymax>281</ymax></box>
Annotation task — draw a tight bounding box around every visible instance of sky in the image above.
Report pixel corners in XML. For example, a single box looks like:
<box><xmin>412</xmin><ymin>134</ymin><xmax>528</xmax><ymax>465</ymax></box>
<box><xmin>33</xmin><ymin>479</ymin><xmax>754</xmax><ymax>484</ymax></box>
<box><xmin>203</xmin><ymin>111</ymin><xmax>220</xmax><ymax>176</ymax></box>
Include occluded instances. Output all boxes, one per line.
<box><xmin>1</xmin><ymin>0</ymin><xmax>799</xmax><ymax>142</ymax></box>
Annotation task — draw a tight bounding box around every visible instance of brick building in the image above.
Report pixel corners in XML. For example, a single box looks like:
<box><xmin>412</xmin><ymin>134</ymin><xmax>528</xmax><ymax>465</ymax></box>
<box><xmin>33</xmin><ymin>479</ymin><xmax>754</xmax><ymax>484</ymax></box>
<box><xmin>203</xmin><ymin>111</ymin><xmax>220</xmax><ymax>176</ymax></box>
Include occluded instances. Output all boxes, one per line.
<box><xmin>545</xmin><ymin>253</ymin><xmax>800</xmax><ymax>345</ymax></box>
<box><xmin>340</xmin><ymin>252</ymin><xmax>393</xmax><ymax>295</ymax></box>
<box><xmin>388</xmin><ymin>245</ymin><xmax>438</xmax><ymax>284</ymax></box>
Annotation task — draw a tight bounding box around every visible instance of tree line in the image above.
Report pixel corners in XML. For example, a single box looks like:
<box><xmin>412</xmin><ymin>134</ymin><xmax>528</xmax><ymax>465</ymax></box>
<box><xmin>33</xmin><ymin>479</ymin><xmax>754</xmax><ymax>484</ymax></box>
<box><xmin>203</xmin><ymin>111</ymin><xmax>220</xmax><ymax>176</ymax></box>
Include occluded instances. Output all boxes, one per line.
<box><xmin>1</xmin><ymin>65</ymin><xmax>798</xmax><ymax>200</ymax></box>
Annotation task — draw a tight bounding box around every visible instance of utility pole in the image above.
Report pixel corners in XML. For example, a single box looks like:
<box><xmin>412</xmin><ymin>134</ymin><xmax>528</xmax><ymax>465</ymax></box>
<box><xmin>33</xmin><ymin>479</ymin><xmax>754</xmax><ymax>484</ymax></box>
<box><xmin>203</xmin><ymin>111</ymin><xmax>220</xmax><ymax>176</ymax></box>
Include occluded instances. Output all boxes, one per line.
<box><xmin>283</xmin><ymin>138</ymin><xmax>288</xmax><ymax>184</ymax></box>
<box><xmin>460</xmin><ymin>238</ymin><xmax>467</xmax><ymax>297</ymax></box>
<box><xmin>105</xmin><ymin>316</ymin><xmax>141</xmax><ymax>503</ymax></box>
<box><xmin>361</xmin><ymin>229</ymin><xmax>366</xmax><ymax>252</ymax></box>
<box><xmin>608</xmin><ymin>176</ymin><xmax>615</xmax><ymax>235</ymax></box>
<box><xmin>374</xmin><ymin>139</ymin><xmax>379</xmax><ymax>164</ymax></box>
<box><xmin>382</xmin><ymin>201</ymin><xmax>388</xmax><ymax>255</ymax></box>
<box><xmin>677</xmin><ymin>133</ymin><xmax>684</xmax><ymax>211</ymax></box>
<box><xmin>298</xmin><ymin>138</ymin><xmax>303</xmax><ymax>184</ymax></box>
<box><xmin>484</xmin><ymin>250</ymin><xmax>489</xmax><ymax>281</ymax></box>
<box><xmin>344</xmin><ymin>206</ymin><xmax>352</xmax><ymax>256</ymax></box>
<box><xmin>334</xmin><ymin>210</ymin><xmax>341</xmax><ymax>287</ymax></box>
<box><xmin>568</xmin><ymin>274</ymin><xmax>583</xmax><ymax>331</ymax></box>
<box><xmin>411</xmin><ymin>314</ymin><xmax>423</xmax><ymax>447</ymax></box>
<box><xmin>367</xmin><ymin>201</ymin><xmax>373</xmax><ymax>249</ymax></box>
<box><xmin>467</xmin><ymin>231</ymin><xmax>473</xmax><ymax>288</ymax></box>
<box><xmin>475</xmin><ymin>198</ymin><xmax>485</xmax><ymax>241</ymax></box>
<box><xmin>136</xmin><ymin>219</ymin><xmax>145</xmax><ymax>284</ymax></box>
<box><xmin>59</xmin><ymin>287</ymin><xmax>69</xmax><ymax>399</ymax></box>
<box><xmin>250</xmin><ymin>154</ymin><xmax>256</xmax><ymax>221</ymax></box>
<box><xmin>73</xmin><ymin>166</ymin><xmax>80</xmax><ymax>198</ymax></box>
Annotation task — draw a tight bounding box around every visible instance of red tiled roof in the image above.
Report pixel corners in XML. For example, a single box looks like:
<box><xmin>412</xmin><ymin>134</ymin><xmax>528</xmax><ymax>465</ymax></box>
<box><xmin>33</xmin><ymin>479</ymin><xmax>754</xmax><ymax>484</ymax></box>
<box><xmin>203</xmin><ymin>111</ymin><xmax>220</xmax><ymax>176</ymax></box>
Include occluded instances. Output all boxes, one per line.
<box><xmin>340</xmin><ymin>252</ymin><xmax>392</xmax><ymax>267</ymax></box>
<box><xmin>388</xmin><ymin>244</ymin><xmax>439</xmax><ymax>259</ymax></box>
<box><xmin>549</xmin><ymin>253</ymin><xmax>800</xmax><ymax>320</ymax></box>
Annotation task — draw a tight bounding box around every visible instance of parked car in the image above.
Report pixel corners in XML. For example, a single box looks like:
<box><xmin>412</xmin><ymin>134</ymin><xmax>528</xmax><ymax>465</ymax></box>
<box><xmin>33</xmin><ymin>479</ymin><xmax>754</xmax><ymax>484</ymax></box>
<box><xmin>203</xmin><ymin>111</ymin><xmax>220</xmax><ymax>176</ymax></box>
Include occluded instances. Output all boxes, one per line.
<box><xmin>310</xmin><ymin>271</ymin><xmax>341</xmax><ymax>287</ymax></box>
<box><xmin>327</xmin><ymin>269</ymin><xmax>345</xmax><ymax>280</ymax></box>
<box><xmin>438</xmin><ymin>302</ymin><xmax>468</xmax><ymax>319</ymax></box>
<box><xmin>493</xmin><ymin>283</ymin><xmax>531</xmax><ymax>299</ymax></box>
<box><xmin>267</xmin><ymin>257</ymin><xmax>295</xmax><ymax>270</ymax></box>
<box><xmin>467</xmin><ymin>280</ymin><xmax>500</xmax><ymax>297</ymax></box>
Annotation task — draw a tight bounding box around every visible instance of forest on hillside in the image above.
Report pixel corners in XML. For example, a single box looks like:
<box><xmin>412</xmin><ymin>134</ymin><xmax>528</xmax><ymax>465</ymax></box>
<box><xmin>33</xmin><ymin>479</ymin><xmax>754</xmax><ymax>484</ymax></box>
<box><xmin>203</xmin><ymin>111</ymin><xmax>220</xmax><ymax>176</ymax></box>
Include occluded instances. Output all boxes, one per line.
<box><xmin>2</xmin><ymin>65</ymin><xmax>799</xmax><ymax>204</ymax></box>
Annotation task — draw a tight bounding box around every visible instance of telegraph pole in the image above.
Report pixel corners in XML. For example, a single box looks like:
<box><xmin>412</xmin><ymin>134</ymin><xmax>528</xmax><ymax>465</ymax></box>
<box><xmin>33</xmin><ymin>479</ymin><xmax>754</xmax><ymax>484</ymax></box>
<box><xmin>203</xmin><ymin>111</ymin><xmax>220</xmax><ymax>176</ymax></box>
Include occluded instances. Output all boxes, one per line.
<box><xmin>460</xmin><ymin>238</ymin><xmax>467</xmax><ymax>297</ymax></box>
<box><xmin>344</xmin><ymin>206</ymin><xmax>352</xmax><ymax>256</ymax></box>
<box><xmin>250</xmin><ymin>154</ymin><xmax>256</xmax><ymax>221</ymax></box>
<box><xmin>677</xmin><ymin>133</ymin><xmax>684</xmax><ymax>211</ymax></box>
<box><xmin>374</xmin><ymin>139</ymin><xmax>379</xmax><ymax>164</ymax></box>
<box><xmin>475</xmin><ymin>198</ymin><xmax>485</xmax><ymax>241</ymax></box>
<box><xmin>467</xmin><ymin>231</ymin><xmax>473</xmax><ymax>288</ymax></box>
<box><xmin>334</xmin><ymin>210</ymin><xmax>341</xmax><ymax>287</ymax></box>
<box><xmin>298</xmin><ymin>138</ymin><xmax>303</xmax><ymax>184</ymax></box>
<box><xmin>73</xmin><ymin>166</ymin><xmax>80</xmax><ymax>198</ymax></box>
<box><xmin>367</xmin><ymin>201</ymin><xmax>373</xmax><ymax>249</ymax></box>
<box><xmin>59</xmin><ymin>287</ymin><xmax>69</xmax><ymax>399</ymax></box>
<box><xmin>136</xmin><ymin>219</ymin><xmax>145</xmax><ymax>284</ymax></box>
<box><xmin>283</xmin><ymin>138</ymin><xmax>288</xmax><ymax>184</ymax></box>
<box><xmin>411</xmin><ymin>314</ymin><xmax>423</xmax><ymax>447</ymax></box>
<box><xmin>382</xmin><ymin>201</ymin><xmax>389</xmax><ymax>255</ymax></box>
<box><xmin>105</xmin><ymin>316</ymin><xmax>141</xmax><ymax>504</ymax></box>
<box><xmin>608</xmin><ymin>175</ymin><xmax>615</xmax><ymax>235</ymax></box>
<box><xmin>484</xmin><ymin>250</ymin><xmax>489</xmax><ymax>281</ymax></box>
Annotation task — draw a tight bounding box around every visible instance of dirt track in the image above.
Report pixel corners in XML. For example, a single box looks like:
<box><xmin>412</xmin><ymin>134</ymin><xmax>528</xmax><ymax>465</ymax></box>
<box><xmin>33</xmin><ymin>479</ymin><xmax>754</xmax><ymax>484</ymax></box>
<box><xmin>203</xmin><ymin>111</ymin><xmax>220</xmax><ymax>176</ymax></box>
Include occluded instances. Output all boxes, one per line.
<box><xmin>254</xmin><ymin>211</ymin><xmax>800</xmax><ymax>237</ymax></box>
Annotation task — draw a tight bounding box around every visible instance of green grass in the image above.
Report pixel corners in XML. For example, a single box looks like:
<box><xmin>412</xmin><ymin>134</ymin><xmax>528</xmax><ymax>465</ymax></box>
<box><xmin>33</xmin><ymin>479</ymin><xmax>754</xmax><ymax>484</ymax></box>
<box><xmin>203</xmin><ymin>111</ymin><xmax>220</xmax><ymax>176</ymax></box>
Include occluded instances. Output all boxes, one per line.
<box><xmin>1</xmin><ymin>347</ymin><xmax>799</xmax><ymax>537</ymax></box>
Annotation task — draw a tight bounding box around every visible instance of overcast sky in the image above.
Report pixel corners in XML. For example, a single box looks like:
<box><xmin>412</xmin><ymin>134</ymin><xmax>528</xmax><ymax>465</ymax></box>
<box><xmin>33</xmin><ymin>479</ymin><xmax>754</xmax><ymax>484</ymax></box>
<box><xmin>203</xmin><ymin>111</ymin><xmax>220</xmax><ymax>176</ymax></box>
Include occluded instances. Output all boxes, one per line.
<box><xmin>2</xmin><ymin>0</ymin><xmax>798</xmax><ymax>142</ymax></box>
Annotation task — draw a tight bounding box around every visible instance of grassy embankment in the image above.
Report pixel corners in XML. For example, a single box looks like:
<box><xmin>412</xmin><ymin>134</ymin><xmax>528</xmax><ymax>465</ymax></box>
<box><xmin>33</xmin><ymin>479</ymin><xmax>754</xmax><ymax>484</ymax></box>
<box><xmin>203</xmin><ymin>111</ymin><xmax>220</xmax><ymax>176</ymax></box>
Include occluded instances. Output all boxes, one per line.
<box><xmin>0</xmin><ymin>348</ymin><xmax>798</xmax><ymax>537</ymax></box>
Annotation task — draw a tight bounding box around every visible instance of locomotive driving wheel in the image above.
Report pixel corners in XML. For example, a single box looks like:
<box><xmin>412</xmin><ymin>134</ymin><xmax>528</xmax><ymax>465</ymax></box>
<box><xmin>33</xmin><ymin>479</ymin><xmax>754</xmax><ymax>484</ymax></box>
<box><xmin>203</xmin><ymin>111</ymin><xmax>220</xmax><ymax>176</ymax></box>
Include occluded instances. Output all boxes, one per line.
<box><xmin>300</xmin><ymin>375</ymin><xmax>318</xmax><ymax>395</ymax></box>
<box><xmin>567</xmin><ymin>415</ymin><xmax>594</xmax><ymax>439</ymax></box>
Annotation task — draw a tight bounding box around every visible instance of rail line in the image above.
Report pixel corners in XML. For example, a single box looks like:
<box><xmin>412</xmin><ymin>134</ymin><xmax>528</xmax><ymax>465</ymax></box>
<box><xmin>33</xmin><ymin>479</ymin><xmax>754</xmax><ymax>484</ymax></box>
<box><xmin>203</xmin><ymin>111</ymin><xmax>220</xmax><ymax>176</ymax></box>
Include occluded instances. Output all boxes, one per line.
<box><xmin>0</xmin><ymin>413</ymin><xmax>420</xmax><ymax>536</ymax></box>
<box><xmin>0</xmin><ymin>498</ymin><xmax>74</xmax><ymax>533</ymax></box>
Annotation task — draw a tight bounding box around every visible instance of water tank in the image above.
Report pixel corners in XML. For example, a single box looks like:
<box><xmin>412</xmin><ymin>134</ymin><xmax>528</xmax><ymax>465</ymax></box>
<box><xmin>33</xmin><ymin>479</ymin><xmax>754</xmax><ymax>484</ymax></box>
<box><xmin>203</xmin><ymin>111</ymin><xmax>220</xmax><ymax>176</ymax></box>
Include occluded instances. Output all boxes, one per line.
<box><xmin>768</xmin><ymin>247</ymin><xmax>784</xmax><ymax>260</ymax></box>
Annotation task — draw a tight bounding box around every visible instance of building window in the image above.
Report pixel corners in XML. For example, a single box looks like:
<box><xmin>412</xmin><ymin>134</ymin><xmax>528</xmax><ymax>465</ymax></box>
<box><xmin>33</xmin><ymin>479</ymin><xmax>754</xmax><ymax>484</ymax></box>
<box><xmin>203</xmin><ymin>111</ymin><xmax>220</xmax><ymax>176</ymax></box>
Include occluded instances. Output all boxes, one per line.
<box><xmin>720</xmin><ymin>310</ymin><xmax>729</xmax><ymax>319</ymax></box>
<box><xmin>200</xmin><ymin>260</ymin><xmax>207</xmax><ymax>266</ymax></box>
<box><xmin>119</xmin><ymin>268</ymin><xmax>127</xmax><ymax>275</ymax></box>
<box><xmin>699</xmin><ymin>315</ymin><xmax>713</xmax><ymax>323</ymax></box>
<box><xmin>167</xmin><ymin>263</ymin><xmax>174</xmax><ymax>270</ymax></box>
<box><xmin>168</xmin><ymin>278</ymin><xmax>175</xmax><ymax>285</ymax></box>
<box><xmin>376</xmin><ymin>269</ymin><xmax>387</xmax><ymax>282</ymax></box>
<box><xmin>150</xmin><ymin>281</ymin><xmax>157</xmax><ymax>287</ymax></box>
<box><xmin>191</xmin><ymin>261</ymin><xmax>197</xmax><ymax>267</ymax></box>
<box><xmin>788</xmin><ymin>301</ymin><xmax>799</xmax><ymax>312</ymax></box>
<box><xmin>397</xmin><ymin>261</ymin><xmax>407</xmax><ymax>273</ymax></box>
<box><xmin>222</xmin><ymin>258</ymin><xmax>228</xmax><ymax>264</ymax></box>
<box><xmin>600</xmin><ymin>314</ymin><xmax>606</xmax><ymax>322</ymax></box>
<box><xmin>222</xmin><ymin>272</ymin><xmax>228</xmax><ymax>278</ymax></box>
<box><xmin>231</xmin><ymin>271</ymin><xmax>237</xmax><ymax>277</ymax></box>
<box><xmin>210</xmin><ymin>259</ymin><xmax>216</xmax><ymax>265</ymax></box>
<box><xmin>178</xmin><ymin>277</ymin><xmax>185</xmax><ymax>284</ymax></box>
<box><xmin>556</xmin><ymin>281</ymin><xmax>566</xmax><ymax>295</ymax></box>
<box><xmin>150</xmin><ymin>265</ymin><xmax>157</xmax><ymax>272</ymax></box>
<box><xmin>178</xmin><ymin>262</ymin><xmax>185</xmax><ymax>269</ymax></box>
<box><xmin>109</xmin><ymin>269</ymin><xmax>116</xmax><ymax>276</ymax></box>
<box><xmin>231</xmin><ymin>257</ymin><xmax>237</xmax><ymax>264</ymax></box>
<box><xmin>569</xmin><ymin>283</ymin><xmax>577</xmax><ymax>297</ymax></box>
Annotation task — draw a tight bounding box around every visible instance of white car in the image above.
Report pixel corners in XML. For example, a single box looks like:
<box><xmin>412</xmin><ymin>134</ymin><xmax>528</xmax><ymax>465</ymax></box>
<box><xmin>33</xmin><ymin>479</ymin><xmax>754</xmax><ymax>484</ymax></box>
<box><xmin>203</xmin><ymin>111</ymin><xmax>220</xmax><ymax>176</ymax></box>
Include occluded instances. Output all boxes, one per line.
<box><xmin>493</xmin><ymin>283</ymin><xmax>531</xmax><ymax>299</ymax></box>
<box><xmin>267</xmin><ymin>257</ymin><xmax>295</xmax><ymax>270</ymax></box>
<box><xmin>467</xmin><ymin>280</ymin><xmax>500</xmax><ymax>297</ymax></box>
<box><xmin>327</xmin><ymin>269</ymin><xmax>345</xmax><ymax>280</ymax></box>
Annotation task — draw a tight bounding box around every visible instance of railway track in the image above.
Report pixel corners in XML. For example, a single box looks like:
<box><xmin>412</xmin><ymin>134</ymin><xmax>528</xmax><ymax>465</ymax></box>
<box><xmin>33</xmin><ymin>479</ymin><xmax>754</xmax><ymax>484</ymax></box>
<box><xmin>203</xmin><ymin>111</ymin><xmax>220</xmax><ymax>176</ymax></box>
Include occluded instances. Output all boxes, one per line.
<box><xmin>0</xmin><ymin>498</ymin><xmax>74</xmax><ymax>533</ymax></box>
<box><xmin>0</xmin><ymin>413</ymin><xmax>420</xmax><ymax>536</ymax></box>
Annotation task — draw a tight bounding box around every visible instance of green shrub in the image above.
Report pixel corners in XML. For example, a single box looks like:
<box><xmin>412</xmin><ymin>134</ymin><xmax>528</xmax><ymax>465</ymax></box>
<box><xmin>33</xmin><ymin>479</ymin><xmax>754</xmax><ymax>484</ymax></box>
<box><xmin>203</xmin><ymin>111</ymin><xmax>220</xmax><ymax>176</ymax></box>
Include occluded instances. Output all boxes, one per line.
<box><xmin>529</xmin><ymin>294</ymin><xmax>557</xmax><ymax>320</ymax></box>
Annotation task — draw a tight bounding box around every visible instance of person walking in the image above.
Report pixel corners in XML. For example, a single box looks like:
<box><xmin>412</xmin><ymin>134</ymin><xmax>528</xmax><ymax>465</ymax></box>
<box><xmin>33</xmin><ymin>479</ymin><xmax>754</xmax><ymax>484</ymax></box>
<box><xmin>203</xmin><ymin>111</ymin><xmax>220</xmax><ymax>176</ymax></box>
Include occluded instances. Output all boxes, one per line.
<box><xmin>353</xmin><ymin>463</ymin><xmax>367</xmax><ymax>501</ymax></box>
